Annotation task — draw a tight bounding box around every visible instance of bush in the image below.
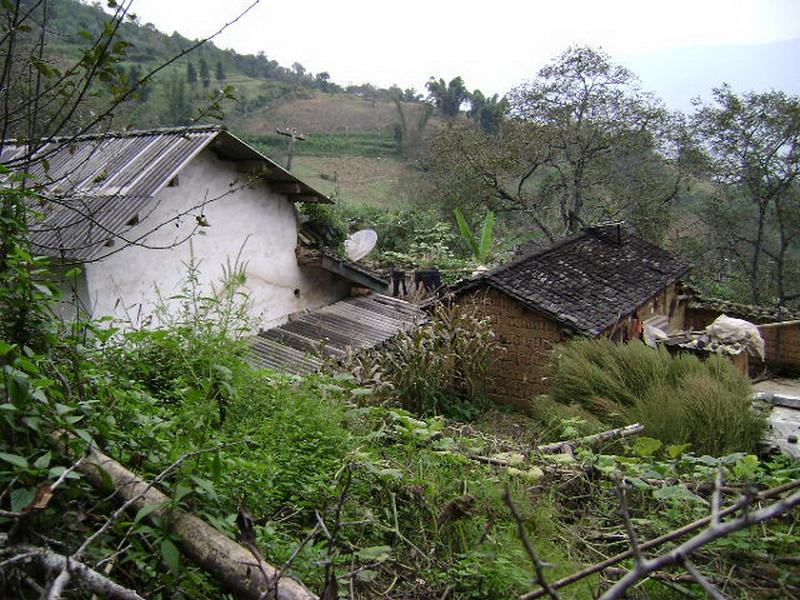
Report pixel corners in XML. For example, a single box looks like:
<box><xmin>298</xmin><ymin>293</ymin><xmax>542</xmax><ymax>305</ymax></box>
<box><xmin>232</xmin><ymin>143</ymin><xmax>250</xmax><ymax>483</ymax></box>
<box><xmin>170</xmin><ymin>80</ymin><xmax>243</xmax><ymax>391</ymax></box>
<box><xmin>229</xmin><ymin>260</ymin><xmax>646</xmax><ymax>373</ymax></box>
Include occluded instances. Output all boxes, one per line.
<box><xmin>341</xmin><ymin>303</ymin><xmax>499</xmax><ymax>419</ymax></box>
<box><xmin>550</xmin><ymin>338</ymin><xmax>765</xmax><ymax>454</ymax></box>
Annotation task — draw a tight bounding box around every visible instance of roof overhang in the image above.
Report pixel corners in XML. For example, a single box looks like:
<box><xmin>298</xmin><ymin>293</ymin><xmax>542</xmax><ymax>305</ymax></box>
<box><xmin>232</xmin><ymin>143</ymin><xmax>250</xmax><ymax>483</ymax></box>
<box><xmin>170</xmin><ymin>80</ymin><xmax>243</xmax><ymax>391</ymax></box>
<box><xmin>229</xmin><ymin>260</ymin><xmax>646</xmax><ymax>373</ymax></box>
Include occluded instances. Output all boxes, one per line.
<box><xmin>208</xmin><ymin>129</ymin><xmax>331</xmax><ymax>204</ymax></box>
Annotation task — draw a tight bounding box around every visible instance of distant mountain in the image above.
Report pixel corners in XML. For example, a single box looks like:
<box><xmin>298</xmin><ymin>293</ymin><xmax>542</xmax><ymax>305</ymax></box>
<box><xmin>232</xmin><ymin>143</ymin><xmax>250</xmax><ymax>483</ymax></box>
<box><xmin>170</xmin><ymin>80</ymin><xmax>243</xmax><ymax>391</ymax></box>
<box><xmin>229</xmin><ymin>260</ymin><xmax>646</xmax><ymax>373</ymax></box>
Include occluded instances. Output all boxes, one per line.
<box><xmin>623</xmin><ymin>37</ymin><xmax>800</xmax><ymax>112</ymax></box>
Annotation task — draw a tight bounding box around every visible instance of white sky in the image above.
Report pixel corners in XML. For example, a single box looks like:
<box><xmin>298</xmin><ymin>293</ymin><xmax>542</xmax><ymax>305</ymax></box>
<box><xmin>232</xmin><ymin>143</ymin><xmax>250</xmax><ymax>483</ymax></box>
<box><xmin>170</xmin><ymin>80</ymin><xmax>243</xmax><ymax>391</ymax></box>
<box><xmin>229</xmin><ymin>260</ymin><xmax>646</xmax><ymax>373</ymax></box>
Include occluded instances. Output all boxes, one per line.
<box><xmin>126</xmin><ymin>0</ymin><xmax>800</xmax><ymax>97</ymax></box>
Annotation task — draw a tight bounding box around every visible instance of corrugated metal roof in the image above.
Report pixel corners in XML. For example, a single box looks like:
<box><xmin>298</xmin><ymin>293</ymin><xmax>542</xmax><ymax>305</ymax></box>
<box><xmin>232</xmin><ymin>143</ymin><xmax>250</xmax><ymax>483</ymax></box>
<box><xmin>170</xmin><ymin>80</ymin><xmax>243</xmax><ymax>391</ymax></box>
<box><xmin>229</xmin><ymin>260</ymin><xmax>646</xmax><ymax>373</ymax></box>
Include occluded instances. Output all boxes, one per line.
<box><xmin>247</xmin><ymin>294</ymin><xmax>427</xmax><ymax>375</ymax></box>
<box><xmin>1</xmin><ymin>126</ymin><xmax>331</xmax><ymax>260</ymax></box>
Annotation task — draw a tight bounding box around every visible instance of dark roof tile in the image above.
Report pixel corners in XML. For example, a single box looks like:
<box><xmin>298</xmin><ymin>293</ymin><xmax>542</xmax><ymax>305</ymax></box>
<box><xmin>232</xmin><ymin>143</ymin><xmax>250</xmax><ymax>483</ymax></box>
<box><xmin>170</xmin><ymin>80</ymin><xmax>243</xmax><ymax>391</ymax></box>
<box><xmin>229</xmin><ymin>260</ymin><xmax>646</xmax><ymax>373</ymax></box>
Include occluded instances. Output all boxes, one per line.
<box><xmin>454</xmin><ymin>225</ymin><xmax>689</xmax><ymax>335</ymax></box>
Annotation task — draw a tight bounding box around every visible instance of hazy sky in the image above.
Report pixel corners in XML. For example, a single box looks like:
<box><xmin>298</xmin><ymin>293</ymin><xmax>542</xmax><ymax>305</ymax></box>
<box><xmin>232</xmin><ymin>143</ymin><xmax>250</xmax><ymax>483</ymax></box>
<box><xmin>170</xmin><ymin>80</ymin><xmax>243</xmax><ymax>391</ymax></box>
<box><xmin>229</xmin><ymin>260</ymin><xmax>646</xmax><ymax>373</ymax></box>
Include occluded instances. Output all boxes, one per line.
<box><xmin>127</xmin><ymin>0</ymin><xmax>800</xmax><ymax>98</ymax></box>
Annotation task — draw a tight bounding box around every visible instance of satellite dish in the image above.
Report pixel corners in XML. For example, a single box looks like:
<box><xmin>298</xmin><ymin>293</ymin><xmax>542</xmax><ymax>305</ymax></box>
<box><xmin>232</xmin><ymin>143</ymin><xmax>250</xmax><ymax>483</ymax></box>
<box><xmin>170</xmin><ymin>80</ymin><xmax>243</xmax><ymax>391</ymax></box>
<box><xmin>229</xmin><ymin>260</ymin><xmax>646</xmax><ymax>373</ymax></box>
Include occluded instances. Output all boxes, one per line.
<box><xmin>345</xmin><ymin>229</ymin><xmax>377</xmax><ymax>262</ymax></box>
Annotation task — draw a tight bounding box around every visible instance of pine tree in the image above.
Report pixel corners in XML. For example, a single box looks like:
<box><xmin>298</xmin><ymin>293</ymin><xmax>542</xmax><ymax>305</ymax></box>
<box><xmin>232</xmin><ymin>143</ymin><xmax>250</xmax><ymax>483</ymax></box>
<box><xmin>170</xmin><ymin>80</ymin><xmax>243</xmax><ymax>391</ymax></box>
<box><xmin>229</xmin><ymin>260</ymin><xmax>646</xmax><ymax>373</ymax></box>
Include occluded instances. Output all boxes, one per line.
<box><xmin>186</xmin><ymin>61</ymin><xmax>198</xmax><ymax>87</ymax></box>
<box><xmin>215</xmin><ymin>60</ymin><xmax>226</xmax><ymax>81</ymax></box>
<box><xmin>199</xmin><ymin>58</ymin><xmax>211</xmax><ymax>89</ymax></box>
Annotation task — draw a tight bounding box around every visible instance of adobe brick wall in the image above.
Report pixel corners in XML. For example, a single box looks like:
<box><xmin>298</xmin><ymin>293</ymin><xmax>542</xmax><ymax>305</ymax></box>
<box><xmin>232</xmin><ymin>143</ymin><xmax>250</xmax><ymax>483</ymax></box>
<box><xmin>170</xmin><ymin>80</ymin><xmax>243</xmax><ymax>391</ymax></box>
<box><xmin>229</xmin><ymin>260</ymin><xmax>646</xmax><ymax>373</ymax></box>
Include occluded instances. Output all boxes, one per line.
<box><xmin>455</xmin><ymin>288</ymin><xmax>564</xmax><ymax>410</ymax></box>
<box><xmin>685</xmin><ymin>305</ymin><xmax>800</xmax><ymax>370</ymax></box>
<box><xmin>758</xmin><ymin>322</ymin><xmax>800</xmax><ymax>369</ymax></box>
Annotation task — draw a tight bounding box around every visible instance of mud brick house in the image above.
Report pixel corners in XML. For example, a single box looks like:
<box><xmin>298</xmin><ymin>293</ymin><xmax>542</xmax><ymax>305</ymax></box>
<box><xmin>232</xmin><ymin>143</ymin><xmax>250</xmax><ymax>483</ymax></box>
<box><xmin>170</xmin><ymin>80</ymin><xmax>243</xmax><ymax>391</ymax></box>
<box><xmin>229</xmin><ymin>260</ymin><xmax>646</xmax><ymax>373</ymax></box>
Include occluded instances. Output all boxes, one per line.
<box><xmin>449</xmin><ymin>224</ymin><xmax>690</xmax><ymax>408</ymax></box>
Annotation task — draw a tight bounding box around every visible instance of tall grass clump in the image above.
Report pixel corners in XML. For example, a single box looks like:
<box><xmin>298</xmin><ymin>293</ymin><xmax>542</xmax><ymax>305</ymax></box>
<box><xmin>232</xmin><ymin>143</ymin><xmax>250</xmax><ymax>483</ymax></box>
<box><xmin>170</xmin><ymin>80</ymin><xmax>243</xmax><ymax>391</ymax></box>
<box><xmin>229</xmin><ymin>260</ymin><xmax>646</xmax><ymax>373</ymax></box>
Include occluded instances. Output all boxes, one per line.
<box><xmin>341</xmin><ymin>303</ymin><xmax>499</xmax><ymax>419</ymax></box>
<box><xmin>550</xmin><ymin>338</ymin><xmax>765</xmax><ymax>454</ymax></box>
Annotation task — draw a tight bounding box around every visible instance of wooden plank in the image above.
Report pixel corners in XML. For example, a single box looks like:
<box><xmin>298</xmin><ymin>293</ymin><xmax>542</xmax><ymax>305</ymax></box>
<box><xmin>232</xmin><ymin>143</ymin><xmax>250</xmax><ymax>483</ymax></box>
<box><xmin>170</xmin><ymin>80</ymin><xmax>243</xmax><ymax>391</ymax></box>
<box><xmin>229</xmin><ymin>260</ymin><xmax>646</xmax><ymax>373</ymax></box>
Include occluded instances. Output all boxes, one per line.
<box><xmin>269</xmin><ymin>182</ymin><xmax>304</xmax><ymax>194</ymax></box>
<box><xmin>235</xmin><ymin>160</ymin><xmax>275</xmax><ymax>175</ymax></box>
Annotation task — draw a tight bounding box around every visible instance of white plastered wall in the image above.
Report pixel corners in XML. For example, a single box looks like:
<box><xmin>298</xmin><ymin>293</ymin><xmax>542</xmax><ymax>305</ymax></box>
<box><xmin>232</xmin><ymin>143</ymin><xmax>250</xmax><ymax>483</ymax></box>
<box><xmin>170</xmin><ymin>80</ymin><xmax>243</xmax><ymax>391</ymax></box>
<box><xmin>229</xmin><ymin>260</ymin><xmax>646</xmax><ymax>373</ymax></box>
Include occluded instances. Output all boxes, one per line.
<box><xmin>83</xmin><ymin>149</ymin><xmax>350</xmax><ymax>330</ymax></box>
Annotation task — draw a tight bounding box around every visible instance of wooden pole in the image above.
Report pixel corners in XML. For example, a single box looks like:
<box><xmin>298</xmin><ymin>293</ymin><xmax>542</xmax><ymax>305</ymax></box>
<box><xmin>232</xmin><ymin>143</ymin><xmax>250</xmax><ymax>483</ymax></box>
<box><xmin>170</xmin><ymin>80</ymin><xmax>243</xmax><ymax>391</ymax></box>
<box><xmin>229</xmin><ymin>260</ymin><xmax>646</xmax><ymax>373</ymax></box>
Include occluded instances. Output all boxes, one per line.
<box><xmin>535</xmin><ymin>423</ymin><xmax>644</xmax><ymax>454</ymax></box>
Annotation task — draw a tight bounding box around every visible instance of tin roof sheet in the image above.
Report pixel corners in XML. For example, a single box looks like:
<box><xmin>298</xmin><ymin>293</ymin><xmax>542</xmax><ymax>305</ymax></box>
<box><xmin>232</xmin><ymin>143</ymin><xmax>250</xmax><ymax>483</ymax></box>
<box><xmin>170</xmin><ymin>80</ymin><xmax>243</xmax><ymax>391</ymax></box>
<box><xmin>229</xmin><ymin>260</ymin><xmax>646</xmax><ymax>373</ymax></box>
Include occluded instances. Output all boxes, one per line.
<box><xmin>247</xmin><ymin>294</ymin><xmax>427</xmax><ymax>375</ymax></box>
<box><xmin>1</xmin><ymin>126</ymin><xmax>330</xmax><ymax>260</ymax></box>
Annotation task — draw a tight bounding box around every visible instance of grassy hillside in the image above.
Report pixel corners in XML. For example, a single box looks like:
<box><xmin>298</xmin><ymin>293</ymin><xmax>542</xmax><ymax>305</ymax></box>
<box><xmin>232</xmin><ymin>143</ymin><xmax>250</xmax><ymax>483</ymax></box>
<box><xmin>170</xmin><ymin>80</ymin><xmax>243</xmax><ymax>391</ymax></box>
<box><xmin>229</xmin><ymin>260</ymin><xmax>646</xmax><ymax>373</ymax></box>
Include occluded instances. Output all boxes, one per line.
<box><xmin>35</xmin><ymin>0</ymin><xmax>433</xmax><ymax>207</ymax></box>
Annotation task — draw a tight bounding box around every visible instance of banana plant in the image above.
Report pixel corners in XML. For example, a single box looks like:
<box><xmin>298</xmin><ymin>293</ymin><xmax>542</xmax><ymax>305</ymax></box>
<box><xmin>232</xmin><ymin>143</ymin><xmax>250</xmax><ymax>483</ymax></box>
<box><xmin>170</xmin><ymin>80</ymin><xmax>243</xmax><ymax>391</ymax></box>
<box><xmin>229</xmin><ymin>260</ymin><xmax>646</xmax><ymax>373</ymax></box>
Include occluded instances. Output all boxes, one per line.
<box><xmin>453</xmin><ymin>208</ymin><xmax>495</xmax><ymax>265</ymax></box>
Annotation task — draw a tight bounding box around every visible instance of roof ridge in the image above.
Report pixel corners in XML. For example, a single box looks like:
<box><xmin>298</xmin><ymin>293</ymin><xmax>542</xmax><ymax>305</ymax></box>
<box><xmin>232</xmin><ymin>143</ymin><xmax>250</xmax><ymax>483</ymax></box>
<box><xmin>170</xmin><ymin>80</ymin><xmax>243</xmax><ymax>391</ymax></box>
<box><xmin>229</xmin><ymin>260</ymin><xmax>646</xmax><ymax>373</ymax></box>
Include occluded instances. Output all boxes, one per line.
<box><xmin>4</xmin><ymin>124</ymin><xmax>224</xmax><ymax>146</ymax></box>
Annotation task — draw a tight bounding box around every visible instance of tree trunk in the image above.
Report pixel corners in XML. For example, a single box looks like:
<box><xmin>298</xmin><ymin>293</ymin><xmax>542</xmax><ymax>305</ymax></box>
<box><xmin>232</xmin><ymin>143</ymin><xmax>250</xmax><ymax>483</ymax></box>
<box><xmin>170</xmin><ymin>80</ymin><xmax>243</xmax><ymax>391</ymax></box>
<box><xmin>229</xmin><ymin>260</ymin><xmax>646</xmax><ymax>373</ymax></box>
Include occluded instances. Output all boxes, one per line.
<box><xmin>54</xmin><ymin>438</ymin><xmax>317</xmax><ymax>600</ymax></box>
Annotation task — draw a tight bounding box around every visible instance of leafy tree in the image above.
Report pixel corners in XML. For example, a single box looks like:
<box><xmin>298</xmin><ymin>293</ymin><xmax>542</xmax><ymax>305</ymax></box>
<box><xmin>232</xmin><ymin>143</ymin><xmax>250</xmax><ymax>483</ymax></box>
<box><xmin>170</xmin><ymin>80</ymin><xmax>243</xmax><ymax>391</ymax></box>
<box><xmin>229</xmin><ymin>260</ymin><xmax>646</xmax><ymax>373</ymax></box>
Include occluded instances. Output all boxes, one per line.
<box><xmin>315</xmin><ymin>70</ymin><xmax>332</xmax><ymax>92</ymax></box>
<box><xmin>424</xmin><ymin>47</ymin><xmax>686</xmax><ymax>244</ymax></box>
<box><xmin>508</xmin><ymin>46</ymin><xmax>670</xmax><ymax>234</ymax></box>
<box><xmin>215</xmin><ymin>59</ymin><xmax>226</xmax><ymax>81</ymax></box>
<box><xmin>291</xmin><ymin>61</ymin><xmax>306</xmax><ymax>78</ymax></box>
<box><xmin>426</xmin><ymin>76</ymin><xmax>469</xmax><ymax>117</ymax></box>
<box><xmin>200</xmin><ymin>57</ymin><xmax>211</xmax><ymax>89</ymax></box>
<box><xmin>164</xmin><ymin>76</ymin><xmax>192</xmax><ymax>125</ymax></box>
<box><xmin>692</xmin><ymin>86</ymin><xmax>800</xmax><ymax>307</ymax></box>
<box><xmin>392</xmin><ymin>94</ymin><xmax>433</xmax><ymax>160</ymax></box>
<box><xmin>467</xmin><ymin>89</ymin><xmax>508</xmax><ymax>134</ymax></box>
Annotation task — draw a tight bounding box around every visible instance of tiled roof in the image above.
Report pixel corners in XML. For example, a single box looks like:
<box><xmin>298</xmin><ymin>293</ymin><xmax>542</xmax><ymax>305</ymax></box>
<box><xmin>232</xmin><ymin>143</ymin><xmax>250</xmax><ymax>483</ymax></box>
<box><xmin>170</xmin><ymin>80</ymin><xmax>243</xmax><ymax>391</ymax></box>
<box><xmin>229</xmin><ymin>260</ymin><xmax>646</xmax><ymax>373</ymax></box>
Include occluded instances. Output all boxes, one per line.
<box><xmin>1</xmin><ymin>126</ymin><xmax>330</xmax><ymax>260</ymax></box>
<box><xmin>453</xmin><ymin>225</ymin><xmax>690</xmax><ymax>336</ymax></box>
<box><xmin>247</xmin><ymin>294</ymin><xmax>426</xmax><ymax>374</ymax></box>
<box><xmin>688</xmin><ymin>293</ymin><xmax>800</xmax><ymax>323</ymax></box>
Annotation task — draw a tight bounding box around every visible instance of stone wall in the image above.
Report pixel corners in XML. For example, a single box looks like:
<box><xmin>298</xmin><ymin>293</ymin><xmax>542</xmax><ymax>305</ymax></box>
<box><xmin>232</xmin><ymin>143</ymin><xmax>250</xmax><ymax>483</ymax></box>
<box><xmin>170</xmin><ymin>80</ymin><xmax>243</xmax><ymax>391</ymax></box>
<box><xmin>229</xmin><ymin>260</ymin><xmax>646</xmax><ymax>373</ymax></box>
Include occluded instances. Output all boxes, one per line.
<box><xmin>456</xmin><ymin>288</ymin><xmax>564</xmax><ymax>410</ymax></box>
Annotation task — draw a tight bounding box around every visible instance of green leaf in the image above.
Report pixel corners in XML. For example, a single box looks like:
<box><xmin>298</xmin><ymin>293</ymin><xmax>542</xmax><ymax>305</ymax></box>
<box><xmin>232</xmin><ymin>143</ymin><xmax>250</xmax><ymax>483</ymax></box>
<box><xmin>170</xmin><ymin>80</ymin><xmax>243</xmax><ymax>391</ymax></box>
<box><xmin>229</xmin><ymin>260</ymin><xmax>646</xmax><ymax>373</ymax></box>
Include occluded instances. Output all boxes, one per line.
<box><xmin>667</xmin><ymin>443</ymin><xmax>692</xmax><ymax>459</ymax></box>
<box><xmin>190</xmin><ymin>476</ymin><xmax>218</xmax><ymax>502</ymax></box>
<box><xmin>161</xmin><ymin>538</ymin><xmax>180</xmax><ymax>574</ymax></box>
<box><xmin>477</xmin><ymin>210</ymin><xmax>495</xmax><ymax>262</ymax></box>
<box><xmin>0</xmin><ymin>452</ymin><xmax>28</xmax><ymax>469</ymax></box>
<box><xmin>633</xmin><ymin>437</ymin><xmax>662</xmax><ymax>458</ymax></box>
<box><xmin>733</xmin><ymin>454</ymin><xmax>759</xmax><ymax>480</ymax></box>
<box><xmin>453</xmin><ymin>208</ymin><xmax>479</xmax><ymax>259</ymax></box>
<box><xmin>134</xmin><ymin>502</ymin><xmax>164</xmax><ymax>523</ymax></box>
<box><xmin>33</xmin><ymin>452</ymin><xmax>51</xmax><ymax>470</ymax></box>
<box><xmin>356</xmin><ymin>545</ymin><xmax>392</xmax><ymax>563</ymax></box>
<box><xmin>10</xmin><ymin>488</ymin><xmax>35</xmax><ymax>512</ymax></box>
<box><xmin>654</xmin><ymin>484</ymin><xmax>707</xmax><ymax>505</ymax></box>
<box><xmin>94</xmin><ymin>465</ymin><xmax>114</xmax><ymax>489</ymax></box>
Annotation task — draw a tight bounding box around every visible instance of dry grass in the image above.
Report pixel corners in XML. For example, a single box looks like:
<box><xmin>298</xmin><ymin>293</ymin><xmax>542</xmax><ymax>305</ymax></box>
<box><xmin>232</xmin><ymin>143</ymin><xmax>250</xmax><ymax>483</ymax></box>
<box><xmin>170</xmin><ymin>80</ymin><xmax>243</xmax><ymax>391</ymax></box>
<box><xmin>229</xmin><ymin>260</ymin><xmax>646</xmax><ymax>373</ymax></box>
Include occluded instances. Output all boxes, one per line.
<box><xmin>238</xmin><ymin>91</ymin><xmax>443</xmax><ymax>135</ymax></box>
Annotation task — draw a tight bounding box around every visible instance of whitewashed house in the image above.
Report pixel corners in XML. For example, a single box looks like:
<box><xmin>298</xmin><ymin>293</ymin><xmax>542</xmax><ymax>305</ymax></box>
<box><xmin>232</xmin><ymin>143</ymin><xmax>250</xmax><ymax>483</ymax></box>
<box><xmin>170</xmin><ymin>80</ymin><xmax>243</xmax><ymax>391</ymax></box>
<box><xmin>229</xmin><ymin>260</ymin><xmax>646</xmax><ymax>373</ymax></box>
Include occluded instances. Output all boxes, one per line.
<box><xmin>1</xmin><ymin>126</ymin><xmax>384</xmax><ymax>330</ymax></box>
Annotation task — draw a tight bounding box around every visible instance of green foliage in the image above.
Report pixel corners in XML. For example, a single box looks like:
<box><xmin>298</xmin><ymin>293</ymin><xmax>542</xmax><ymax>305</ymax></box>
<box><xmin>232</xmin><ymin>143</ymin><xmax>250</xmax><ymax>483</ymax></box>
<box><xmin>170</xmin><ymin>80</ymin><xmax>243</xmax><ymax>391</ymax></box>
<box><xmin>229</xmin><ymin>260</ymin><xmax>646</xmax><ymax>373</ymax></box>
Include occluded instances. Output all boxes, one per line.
<box><xmin>341</xmin><ymin>304</ymin><xmax>499</xmax><ymax>419</ymax></box>
<box><xmin>299</xmin><ymin>202</ymin><xmax>348</xmax><ymax>253</ymax></box>
<box><xmin>453</xmin><ymin>208</ymin><xmax>495</xmax><ymax>265</ymax></box>
<box><xmin>550</xmin><ymin>338</ymin><xmax>765</xmax><ymax>454</ymax></box>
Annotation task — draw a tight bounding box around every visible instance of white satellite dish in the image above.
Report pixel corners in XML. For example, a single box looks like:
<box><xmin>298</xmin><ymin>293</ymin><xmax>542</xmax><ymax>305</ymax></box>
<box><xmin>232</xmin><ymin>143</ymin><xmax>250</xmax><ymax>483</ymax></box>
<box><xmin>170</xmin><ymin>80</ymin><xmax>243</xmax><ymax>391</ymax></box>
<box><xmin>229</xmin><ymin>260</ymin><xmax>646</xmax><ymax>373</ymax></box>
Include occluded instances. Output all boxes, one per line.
<box><xmin>345</xmin><ymin>229</ymin><xmax>378</xmax><ymax>262</ymax></box>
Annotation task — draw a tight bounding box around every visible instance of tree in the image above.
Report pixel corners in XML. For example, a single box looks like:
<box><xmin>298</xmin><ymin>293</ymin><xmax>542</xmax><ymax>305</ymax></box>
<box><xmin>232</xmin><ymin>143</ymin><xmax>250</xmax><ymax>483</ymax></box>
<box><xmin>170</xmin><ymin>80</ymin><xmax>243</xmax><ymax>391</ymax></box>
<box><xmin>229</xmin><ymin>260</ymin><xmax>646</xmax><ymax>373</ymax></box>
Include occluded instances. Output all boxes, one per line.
<box><xmin>186</xmin><ymin>60</ymin><xmax>198</xmax><ymax>87</ymax></box>
<box><xmin>164</xmin><ymin>76</ymin><xmax>192</xmax><ymax>125</ymax></box>
<box><xmin>199</xmin><ymin>57</ymin><xmax>211</xmax><ymax>89</ymax></box>
<box><xmin>423</xmin><ymin>47</ymin><xmax>686</xmax><ymax>243</ymax></box>
<box><xmin>392</xmin><ymin>94</ymin><xmax>433</xmax><ymax>160</ymax></box>
<box><xmin>215</xmin><ymin>59</ymin><xmax>226</xmax><ymax>81</ymax></box>
<box><xmin>692</xmin><ymin>86</ymin><xmax>800</xmax><ymax>307</ymax></box>
<box><xmin>291</xmin><ymin>61</ymin><xmax>306</xmax><ymax>78</ymax></box>
<box><xmin>508</xmin><ymin>46</ymin><xmax>670</xmax><ymax>234</ymax></box>
<box><xmin>426</xmin><ymin>76</ymin><xmax>469</xmax><ymax>117</ymax></box>
<box><xmin>467</xmin><ymin>89</ymin><xmax>508</xmax><ymax>134</ymax></box>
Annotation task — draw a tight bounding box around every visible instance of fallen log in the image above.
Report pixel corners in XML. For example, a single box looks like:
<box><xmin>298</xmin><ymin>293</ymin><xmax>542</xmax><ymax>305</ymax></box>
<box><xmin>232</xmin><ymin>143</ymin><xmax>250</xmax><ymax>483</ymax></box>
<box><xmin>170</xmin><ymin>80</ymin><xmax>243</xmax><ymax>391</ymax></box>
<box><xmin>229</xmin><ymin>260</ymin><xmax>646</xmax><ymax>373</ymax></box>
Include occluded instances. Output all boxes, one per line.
<box><xmin>55</xmin><ymin>438</ymin><xmax>317</xmax><ymax>600</ymax></box>
<box><xmin>0</xmin><ymin>536</ymin><xmax>143</xmax><ymax>600</ymax></box>
<box><xmin>535</xmin><ymin>423</ymin><xmax>644</xmax><ymax>454</ymax></box>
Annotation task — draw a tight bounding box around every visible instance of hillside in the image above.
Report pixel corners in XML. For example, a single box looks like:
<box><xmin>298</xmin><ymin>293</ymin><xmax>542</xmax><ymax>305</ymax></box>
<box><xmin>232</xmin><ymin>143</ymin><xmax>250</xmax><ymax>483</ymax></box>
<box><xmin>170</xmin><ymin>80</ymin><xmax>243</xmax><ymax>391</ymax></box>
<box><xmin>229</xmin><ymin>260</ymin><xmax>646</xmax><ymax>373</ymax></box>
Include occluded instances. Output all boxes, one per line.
<box><xmin>34</xmin><ymin>0</ymin><xmax>431</xmax><ymax>207</ymax></box>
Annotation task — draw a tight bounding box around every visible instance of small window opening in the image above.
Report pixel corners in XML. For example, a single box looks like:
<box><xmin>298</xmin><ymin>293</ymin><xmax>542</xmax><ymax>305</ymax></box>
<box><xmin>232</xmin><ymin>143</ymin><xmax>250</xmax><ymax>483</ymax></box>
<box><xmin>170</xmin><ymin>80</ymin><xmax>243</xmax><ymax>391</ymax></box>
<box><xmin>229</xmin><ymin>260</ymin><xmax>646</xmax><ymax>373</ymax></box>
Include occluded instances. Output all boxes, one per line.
<box><xmin>293</xmin><ymin>288</ymin><xmax>301</xmax><ymax>297</ymax></box>
<box><xmin>167</xmin><ymin>176</ymin><xmax>179</xmax><ymax>187</ymax></box>
<box><xmin>126</xmin><ymin>214</ymin><xmax>139</xmax><ymax>226</ymax></box>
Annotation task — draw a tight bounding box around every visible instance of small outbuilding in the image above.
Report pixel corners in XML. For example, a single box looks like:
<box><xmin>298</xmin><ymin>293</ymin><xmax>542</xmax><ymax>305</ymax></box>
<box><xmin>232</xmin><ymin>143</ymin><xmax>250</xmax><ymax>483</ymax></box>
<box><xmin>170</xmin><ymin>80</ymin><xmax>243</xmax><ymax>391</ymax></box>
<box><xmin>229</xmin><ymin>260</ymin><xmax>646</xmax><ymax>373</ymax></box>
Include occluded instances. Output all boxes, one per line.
<box><xmin>448</xmin><ymin>224</ymin><xmax>690</xmax><ymax>408</ymax></box>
